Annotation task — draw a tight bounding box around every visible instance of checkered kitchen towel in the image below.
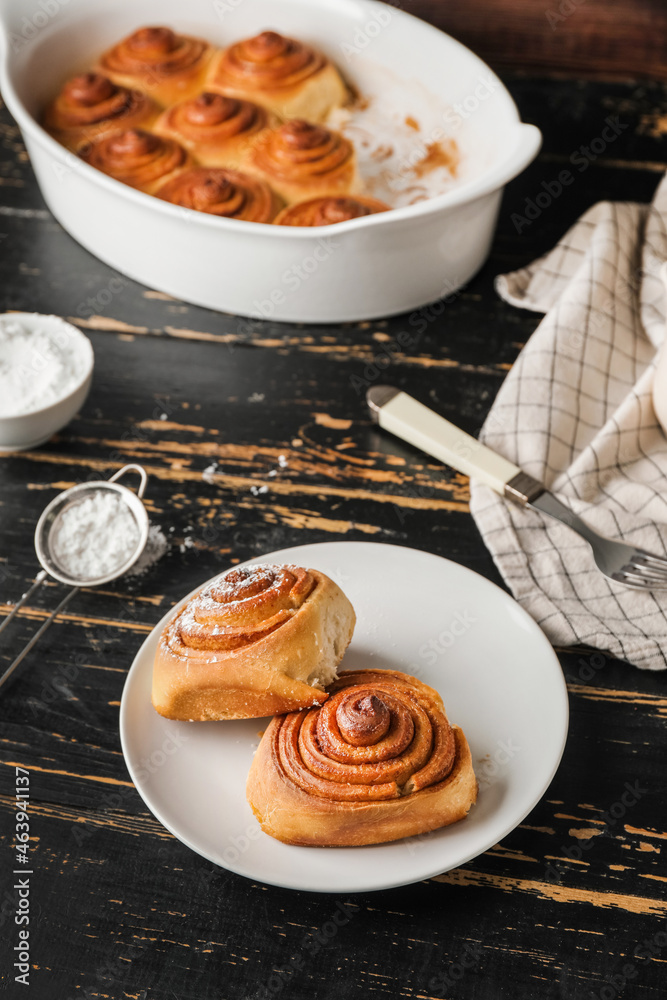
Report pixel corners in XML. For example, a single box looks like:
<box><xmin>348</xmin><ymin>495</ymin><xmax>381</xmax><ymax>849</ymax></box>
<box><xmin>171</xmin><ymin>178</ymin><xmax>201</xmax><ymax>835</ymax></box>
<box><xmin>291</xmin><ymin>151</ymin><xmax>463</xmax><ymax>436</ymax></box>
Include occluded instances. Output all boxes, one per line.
<box><xmin>470</xmin><ymin>175</ymin><xmax>667</xmax><ymax>670</ymax></box>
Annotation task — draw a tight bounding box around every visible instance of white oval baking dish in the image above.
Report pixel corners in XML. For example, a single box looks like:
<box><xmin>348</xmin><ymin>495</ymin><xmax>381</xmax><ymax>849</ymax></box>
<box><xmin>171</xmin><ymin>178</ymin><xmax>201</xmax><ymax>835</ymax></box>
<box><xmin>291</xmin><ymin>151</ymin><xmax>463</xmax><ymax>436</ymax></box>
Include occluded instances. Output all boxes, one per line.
<box><xmin>0</xmin><ymin>0</ymin><xmax>540</xmax><ymax>323</ymax></box>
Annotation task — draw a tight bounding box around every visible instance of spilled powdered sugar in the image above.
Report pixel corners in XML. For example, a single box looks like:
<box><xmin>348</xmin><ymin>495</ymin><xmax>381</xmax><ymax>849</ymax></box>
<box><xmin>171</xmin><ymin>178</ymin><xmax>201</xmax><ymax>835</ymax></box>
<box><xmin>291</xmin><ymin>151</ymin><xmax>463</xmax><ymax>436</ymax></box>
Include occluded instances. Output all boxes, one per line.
<box><xmin>202</xmin><ymin>462</ymin><xmax>218</xmax><ymax>484</ymax></box>
<box><xmin>126</xmin><ymin>524</ymin><xmax>168</xmax><ymax>577</ymax></box>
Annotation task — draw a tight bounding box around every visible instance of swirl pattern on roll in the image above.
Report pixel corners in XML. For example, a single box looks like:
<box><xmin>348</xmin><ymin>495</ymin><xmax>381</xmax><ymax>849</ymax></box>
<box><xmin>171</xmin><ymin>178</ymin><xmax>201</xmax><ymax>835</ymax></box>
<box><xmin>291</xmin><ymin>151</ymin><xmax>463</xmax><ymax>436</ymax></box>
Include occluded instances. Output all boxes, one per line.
<box><xmin>156</xmin><ymin>166</ymin><xmax>278</xmax><ymax>222</ymax></box>
<box><xmin>79</xmin><ymin>128</ymin><xmax>187</xmax><ymax>189</ymax></box>
<box><xmin>211</xmin><ymin>31</ymin><xmax>325</xmax><ymax>92</ymax></box>
<box><xmin>163</xmin><ymin>564</ymin><xmax>317</xmax><ymax>656</ymax></box>
<box><xmin>252</xmin><ymin>120</ymin><xmax>353</xmax><ymax>183</ymax></box>
<box><xmin>158</xmin><ymin>92</ymin><xmax>267</xmax><ymax>145</ymax></box>
<box><xmin>100</xmin><ymin>26</ymin><xmax>209</xmax><ymax>85</ymax></box>
<box><xmin>276</xmin><ymin>195</ymin><xmax>389</xmax><ymax>226</ymax></box>
<box><xmin>43</xmin><ymin>73</ymin><xmax>157</xmax><ymax>142</ymax></box>
<box><xmin>274</xmin><ymin>670</ymin><xmax>456</xmax><ymax>801</ymax></box>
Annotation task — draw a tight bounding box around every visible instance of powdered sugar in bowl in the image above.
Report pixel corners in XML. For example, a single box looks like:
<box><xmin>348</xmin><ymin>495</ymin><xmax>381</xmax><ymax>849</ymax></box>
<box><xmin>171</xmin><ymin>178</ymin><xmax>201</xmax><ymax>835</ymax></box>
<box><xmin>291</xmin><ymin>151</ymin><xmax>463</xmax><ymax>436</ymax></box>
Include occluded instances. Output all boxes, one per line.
<box><xmin>0</xmin><ymin>312</ymin><xmax>94</xmax><ymax>451</ymax></box>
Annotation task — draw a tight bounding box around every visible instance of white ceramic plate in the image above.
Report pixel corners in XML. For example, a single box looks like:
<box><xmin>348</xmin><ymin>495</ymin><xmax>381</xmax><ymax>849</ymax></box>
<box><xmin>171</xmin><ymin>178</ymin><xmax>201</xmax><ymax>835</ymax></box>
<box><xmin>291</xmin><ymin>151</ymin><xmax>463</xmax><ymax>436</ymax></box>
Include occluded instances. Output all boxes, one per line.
<box><xmin>120</xmin><ymin>541</ymin><xmax>568</xmax><ymax>893</ymax></box>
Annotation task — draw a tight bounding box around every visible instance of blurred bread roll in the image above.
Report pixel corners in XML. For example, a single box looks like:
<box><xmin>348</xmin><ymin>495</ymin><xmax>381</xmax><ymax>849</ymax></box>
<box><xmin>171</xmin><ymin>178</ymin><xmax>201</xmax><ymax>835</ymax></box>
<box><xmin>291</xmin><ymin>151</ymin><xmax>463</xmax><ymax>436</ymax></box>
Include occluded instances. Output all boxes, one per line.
<box><xmin>207</xmin><ymin>30</ymin><xmax>347</xmax><ymax>121</ymax></box>
<box><xmin>275</xmin><ymin>194</ymin><xmax>389</xmax><ymax>226</ymax></box>
<box><xmin>246</xmin><ymin>119</ymin><xmax>360</xmax><ymax>204</ymax></box>
<box><xmin>98</xmin><ymin>26</ymin><xmax>214</xmax><ymax>106</ymax></box>
<box><xmin>43</xmin><ymin>73</ymin><xmax>159</xmax><ymax>151</ymax></box>
<box><xmin>155</xmin><ymin>166</ymin><xmax>281</xmax><ymax>222</ymax></box>
<box><xmin>79</xmin><ymin>128</ymin><xmax>189</xmax><ymax>194</ymax></box>
<box><xmin>154</xmin><ymin>92</ymin><xmax>273</xmax><ymax>167</ymax></box>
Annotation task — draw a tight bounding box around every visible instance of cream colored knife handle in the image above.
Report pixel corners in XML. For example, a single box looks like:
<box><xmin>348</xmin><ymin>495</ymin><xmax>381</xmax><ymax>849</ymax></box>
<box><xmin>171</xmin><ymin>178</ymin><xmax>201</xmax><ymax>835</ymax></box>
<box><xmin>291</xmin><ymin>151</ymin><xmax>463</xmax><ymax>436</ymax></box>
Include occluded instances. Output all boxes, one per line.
<box><xmin>367</xmin><ymin>386</ymin><xmax>544</xmax><ymax>504</ymax></box>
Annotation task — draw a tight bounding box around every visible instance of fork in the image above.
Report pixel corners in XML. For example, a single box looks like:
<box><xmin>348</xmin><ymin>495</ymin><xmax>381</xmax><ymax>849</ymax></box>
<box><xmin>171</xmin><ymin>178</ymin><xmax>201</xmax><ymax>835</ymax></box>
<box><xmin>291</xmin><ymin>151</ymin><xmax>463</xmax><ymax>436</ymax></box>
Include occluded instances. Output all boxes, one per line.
<box><xmin>367</xmin><ymin>386</ymin><xmax>667</xmax><ymax>591</ymax></box>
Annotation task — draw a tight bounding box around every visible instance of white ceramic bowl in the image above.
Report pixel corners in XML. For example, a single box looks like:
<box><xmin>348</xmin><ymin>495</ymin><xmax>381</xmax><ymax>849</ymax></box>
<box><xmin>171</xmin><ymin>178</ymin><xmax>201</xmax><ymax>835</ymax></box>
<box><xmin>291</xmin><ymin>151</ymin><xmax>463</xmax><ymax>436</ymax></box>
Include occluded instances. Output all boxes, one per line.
<box><xmin>0</xmin><ymin>313</ymin><xmax>94</xmax><ymax>451</ymax></box>
<box><xmin>0</xmin><ymin>0</ymin><xmax>541</xmax><ymax>323</ymax></box>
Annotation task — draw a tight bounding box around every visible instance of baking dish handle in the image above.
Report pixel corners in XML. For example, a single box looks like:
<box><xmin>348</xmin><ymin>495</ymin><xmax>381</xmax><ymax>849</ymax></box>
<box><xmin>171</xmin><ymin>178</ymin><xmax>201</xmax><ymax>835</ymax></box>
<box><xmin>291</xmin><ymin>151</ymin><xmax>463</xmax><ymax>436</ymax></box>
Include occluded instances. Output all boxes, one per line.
<box><xmin>507</xmin><ymin>122</ymin><xmax>542</xmax><ymax>178</ymax></box>
<box><xmin>443</xmin><ymin>122</ymin><xmax>542</xmax><ymax>209</ymax></box>
<box><xmin>480</xmin><ymin>122</ymin><xmax>542</xmax><ymax>199</ymax></box>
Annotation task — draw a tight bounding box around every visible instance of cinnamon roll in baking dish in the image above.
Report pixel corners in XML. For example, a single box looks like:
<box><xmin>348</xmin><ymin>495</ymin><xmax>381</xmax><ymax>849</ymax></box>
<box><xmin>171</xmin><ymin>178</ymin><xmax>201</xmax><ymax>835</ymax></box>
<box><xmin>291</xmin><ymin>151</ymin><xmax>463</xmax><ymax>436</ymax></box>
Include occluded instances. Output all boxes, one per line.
<box><xmin>275</xmin><ymin>195</ymin><xmax>390</xmax><ymax>226</ymax></box>
<box><xmin>79</xmin><ymin>128</ymin><xmax>189</xmax><ymax>194</ymax></box>
<box><xmin>43</xmin><ymin>73</ymin><xmax>159</xmax><ymax>151</ymax></box>
<box><xmin>245</xmin><ymin>119</ymin><xmax>360</xmax><ymax>204</ymax></box>
<box><xmin>207</xmin><ymin>30</ymin><xmax>348</xmax><ymax>122</ymax></box>
<box><xmin>152</xmin><ymin>564</ymin><xmax>356</xmax><ymax>720</ymax></box>
<box><xmin>155</xmin><ymin>167</ymin><xmax>281</xmax><ymax>222</ymax></box>
<box><xmin>247</xmin><ymin>669</ymin><xmax>477</xmax><ymax>846</ymax></box>
<box><xmin>154</xmin><ymin>92</ymin><xmax>272</xmax><ymax>167</ymax></box>
<box><xmin>98</xmin><ymin>26</ymin><xmax>214</xmax><ymax>106</ymax></box>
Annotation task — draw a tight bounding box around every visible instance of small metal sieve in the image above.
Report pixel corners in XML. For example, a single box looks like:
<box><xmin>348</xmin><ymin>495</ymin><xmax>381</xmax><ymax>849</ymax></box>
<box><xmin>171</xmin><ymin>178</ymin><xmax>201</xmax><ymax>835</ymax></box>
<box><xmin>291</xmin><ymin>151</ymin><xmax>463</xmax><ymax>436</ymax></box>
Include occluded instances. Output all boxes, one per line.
<box><xmin>0</xmin><ymin>464</ymin><xmax>149</xmax><ymax>693</ymax></box>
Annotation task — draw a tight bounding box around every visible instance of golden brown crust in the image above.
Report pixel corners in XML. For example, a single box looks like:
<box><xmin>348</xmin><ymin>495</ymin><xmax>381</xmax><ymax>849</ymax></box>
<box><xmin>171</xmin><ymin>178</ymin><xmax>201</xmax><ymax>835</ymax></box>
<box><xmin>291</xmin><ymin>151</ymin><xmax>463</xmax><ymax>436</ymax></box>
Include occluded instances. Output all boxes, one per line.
<box><xmin>246</xmin><ymin>669</ymin><xmax>477</xmax><ymax>846</ymax></box>
<box><xmin>43</xmin><ymin>73</ymin><xmax>159</xmax><ymax>151</ymax></box>
<box><xmin>274</xmin><ymin>195</ymin><xmax>389</xmax><ymax>226</ymax></box>
<box><xmin>207</xmin><ymin>31</ymin><xmax>347</xmax><ymax>121</ymax></box>
<box><xmin>154</xmin><ymin>92</ymin><xmax>272</xmax><ymax>167</ymax></box>
<box><xmin>79</xmin><ymin>128</ymin><xmax>189</xmax><ymax>194</ymax></box>
<box><xmin>245</xmin><ymin>120</ymin><xmax>360</xmax><ymax>204</ymax></box>
<box><xmin>152</xmin><ymin>565</ymin><xmax>356</xmax><ymax>720</ymax></box>
<box><xmin>154</xmin><ymin>166</ymin><xmax>281</xmax><ymax>222</ymax></box>
<box><xmin>97</xmin><ymin>26</ymin><xmax>214</xmax><ymax>106</ymax></box>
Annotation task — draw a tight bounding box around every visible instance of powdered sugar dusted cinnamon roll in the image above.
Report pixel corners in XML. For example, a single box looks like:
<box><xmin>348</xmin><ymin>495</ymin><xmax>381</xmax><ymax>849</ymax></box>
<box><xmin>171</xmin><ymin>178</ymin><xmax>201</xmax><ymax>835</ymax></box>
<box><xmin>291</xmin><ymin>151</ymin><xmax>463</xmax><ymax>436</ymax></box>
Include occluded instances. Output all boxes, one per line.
<box><xmin>152</xmin><ymin>564</ymin><xmax>356</xmax><ymax>720</ymax></box>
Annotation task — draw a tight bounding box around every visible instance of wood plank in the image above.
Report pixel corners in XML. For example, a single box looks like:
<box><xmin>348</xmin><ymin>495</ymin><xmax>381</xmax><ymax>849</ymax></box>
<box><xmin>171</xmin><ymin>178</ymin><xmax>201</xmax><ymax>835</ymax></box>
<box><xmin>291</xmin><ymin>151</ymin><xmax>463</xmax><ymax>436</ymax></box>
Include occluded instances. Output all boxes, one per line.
<box><xmin>407</xmin><ymin>0</ymin><xmax>667</xmax><ymax>81</ymax></box>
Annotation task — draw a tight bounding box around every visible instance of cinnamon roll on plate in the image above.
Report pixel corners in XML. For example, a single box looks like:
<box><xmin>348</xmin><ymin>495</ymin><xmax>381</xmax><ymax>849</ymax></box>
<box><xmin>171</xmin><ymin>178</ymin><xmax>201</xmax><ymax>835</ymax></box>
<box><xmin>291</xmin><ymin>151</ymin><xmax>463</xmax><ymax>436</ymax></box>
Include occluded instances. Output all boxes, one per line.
<box><xmin>207</xmin><ymin>30</ymin><xmax>348</xmax><ymax>122</ymax></box>
<box><xmin>152</xmin><ymin>564</ymin><xmax>356</xmax><ymax>719</ymax></box>
<box><xmin>245</xmin><ymin>119</ymin><xmax>360</xmax><ymax>205</ymax></box>
<box><xmin>154</xmin><ymin>92</ymin><xmax>273</xmax><ymax>168</ymax></box>
<box><xmin>247</xmin><ymin>669</ymin><xmax>478</xmax><ymax>847</ymax></box>
<box><xmin>97</xmin><ymin>26</ymin><xmax>214</xmax><ymax>106</ymax></box>
<box><xmin>43</xmin><ymin>73</ymin><xmax>159</xmax><ymax>151</ymax></box>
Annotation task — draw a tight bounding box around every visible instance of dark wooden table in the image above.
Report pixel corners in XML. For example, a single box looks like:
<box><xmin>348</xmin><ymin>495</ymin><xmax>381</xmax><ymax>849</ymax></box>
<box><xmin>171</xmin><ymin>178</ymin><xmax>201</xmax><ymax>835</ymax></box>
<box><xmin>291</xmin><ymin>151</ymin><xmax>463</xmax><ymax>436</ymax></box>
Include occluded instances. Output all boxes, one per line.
<box><xmin>2</xmin><ymin>66</ymin><xmax>667</xmax><ymax>1000</ymax></box>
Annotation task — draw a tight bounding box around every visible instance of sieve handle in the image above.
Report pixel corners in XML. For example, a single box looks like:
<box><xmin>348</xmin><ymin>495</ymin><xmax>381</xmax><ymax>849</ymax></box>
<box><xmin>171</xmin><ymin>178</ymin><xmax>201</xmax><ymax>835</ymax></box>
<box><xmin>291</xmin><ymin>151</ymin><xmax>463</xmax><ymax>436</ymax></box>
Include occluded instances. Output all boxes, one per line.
<box><xmin>109</xmin><ymin>464</ymin><xmax>148</xmax><ymax>499</ymax></box>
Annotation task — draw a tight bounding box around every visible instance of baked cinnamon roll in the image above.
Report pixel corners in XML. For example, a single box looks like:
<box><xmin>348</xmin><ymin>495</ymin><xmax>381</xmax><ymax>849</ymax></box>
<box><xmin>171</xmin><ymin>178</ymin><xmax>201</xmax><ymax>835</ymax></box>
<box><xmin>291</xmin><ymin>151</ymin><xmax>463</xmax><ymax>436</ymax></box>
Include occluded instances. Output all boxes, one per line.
<box><xmin>208</xmin><ymin>30</ymin><xmax>347</xmax><ymax>121</ymax></box>
<box><xmin>98</xmin><ymin>26</ymin><xmax>214</xmax><ymax>106</ymax></box>
<box><xmin>43</xmin><ymin>73</ymin><xmax>159</xmax><ymax>151</ymax></box>
<box><xmin>275</xmin><ymin>195</ymin><xmax>389</xmax><ymax>226</ymax></box>
<box><xmin>79</xmin><ymin>128</ymin><xmax>189</xmax><ymax>194</ymax></box>
<box><xmin>246</xmin><ymin>120</ymin><xmax>360</xmax><ymax>204</ymax></box>
<box><xmin>155</xmin><ymin>167</ymin><xmax>281</xmax><ymax>222</ymax></box>
<box><xmin>247</xmin><ymin>669</ymin><xmax>477</xmax><ymax>846</ymax></box>
<box><xmin>152</xmin><ymin>564</ymin><xmax>356</xmax><ymax>719</ymax></box>
<box><xmin>154</xmin><ymin>92</ymin><xmax>272</xmax><ymax>167</ymax></box>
